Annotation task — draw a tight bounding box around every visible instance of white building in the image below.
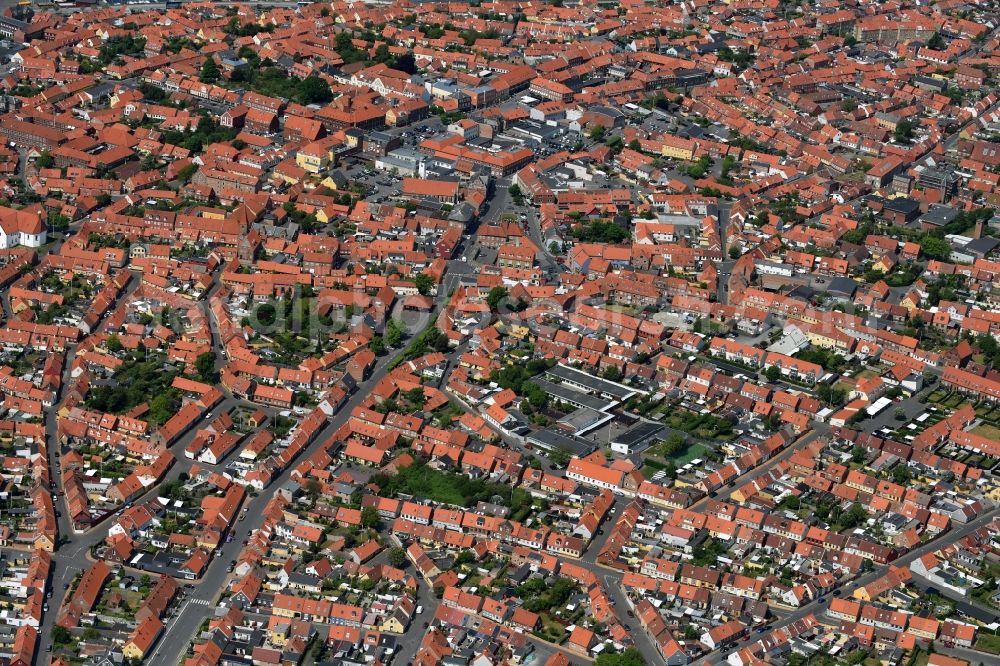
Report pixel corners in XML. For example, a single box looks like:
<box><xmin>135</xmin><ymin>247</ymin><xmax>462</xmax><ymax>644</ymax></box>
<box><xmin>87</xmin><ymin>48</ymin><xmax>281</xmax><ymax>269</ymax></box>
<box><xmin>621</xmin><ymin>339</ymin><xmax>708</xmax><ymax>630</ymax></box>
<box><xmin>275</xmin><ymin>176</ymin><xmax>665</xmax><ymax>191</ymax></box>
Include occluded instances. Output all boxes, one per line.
<box><xmin>0</xmin><ymin>207</ymin><xmax>46</xmax><ymax>248</ymax></box>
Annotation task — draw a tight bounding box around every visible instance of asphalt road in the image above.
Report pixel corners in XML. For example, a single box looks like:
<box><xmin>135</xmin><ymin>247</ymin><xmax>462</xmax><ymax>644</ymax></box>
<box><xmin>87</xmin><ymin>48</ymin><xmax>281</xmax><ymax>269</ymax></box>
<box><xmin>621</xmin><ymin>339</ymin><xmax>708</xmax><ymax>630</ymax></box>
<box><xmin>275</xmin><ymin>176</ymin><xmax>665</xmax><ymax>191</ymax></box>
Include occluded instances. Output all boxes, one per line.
<box><xmin>148</xmin><ymin>256</ymin><xmax>459</xmax><ymax>666</ymax></box>
<box><xmin>575</xmin><ymin>497</ymin><xmax>668</xmax><ymax>666</ymax></box>
<box><xmin>688</xmin><ymin>425</ymin><xmax>831</xmax><ymax>511</ymax></box>
<box><xmin>909</xmin><ymin>573</ymin><xmax>1000</xmax><ymax>624</ymax></box>
<box><xmin>690</xmin><ymin>506</ymin><xmax>1000</xmax><ymax>665</ymax></box>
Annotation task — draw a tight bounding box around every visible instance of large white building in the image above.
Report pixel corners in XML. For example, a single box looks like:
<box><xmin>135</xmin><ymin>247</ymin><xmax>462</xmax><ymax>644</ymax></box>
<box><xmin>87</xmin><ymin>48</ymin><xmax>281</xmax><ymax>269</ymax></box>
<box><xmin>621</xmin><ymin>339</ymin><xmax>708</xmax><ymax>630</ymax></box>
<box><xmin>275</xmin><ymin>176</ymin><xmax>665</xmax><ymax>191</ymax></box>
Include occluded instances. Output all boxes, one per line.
<box><xmin>0</xmin><ymin>207</ymin><xmax>46</xmax><ymax>249</ymax></box>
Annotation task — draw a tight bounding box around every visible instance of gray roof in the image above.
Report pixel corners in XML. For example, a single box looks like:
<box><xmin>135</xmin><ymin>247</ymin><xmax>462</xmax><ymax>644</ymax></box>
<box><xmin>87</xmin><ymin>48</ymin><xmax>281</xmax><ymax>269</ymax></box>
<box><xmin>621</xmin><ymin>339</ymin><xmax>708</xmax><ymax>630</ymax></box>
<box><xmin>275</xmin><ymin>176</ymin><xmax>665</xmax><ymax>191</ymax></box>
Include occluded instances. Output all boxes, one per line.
<box><xmin>534</xmin><ymin>379</ymin><xmax>613</xmax><ymax>411</ymax></box>
<box><xmin>546</xmin><ymin>363</ymin><xmax>641</xmax><ymax>400</ymax></box>
<box><xmin>556</xmin><ymin>407</ymin><xmax>613</xmax><ymax>434</ymax></box>
<box><xmin>611</xmin><ymin>420</ymin><xmax>665</xmax><ymax>448</ymax></box>
<box><xmin>525</xmin><ymin>428</ymin><xmax>595</xmax><ymax>455</ymax></box>
<box><xmin>920</xmin><ymin>206</ymin><xmax>959</xmax><ymax>226</ymax></box>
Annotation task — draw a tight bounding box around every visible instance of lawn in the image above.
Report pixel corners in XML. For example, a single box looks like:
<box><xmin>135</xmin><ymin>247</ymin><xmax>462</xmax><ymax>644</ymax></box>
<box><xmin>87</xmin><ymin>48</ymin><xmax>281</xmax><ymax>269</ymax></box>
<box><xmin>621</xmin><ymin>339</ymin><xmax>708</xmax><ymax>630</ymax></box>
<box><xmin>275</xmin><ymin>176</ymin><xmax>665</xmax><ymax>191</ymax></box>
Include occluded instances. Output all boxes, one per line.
<box><xmin>605</xmin><ymin>303</ymin><xmax>639</xmax><ymax>316</ymax></box>
<box><xmin>971</xmin><ymin>423</ymin><xmax>1000</xmax><ymax>442</ymax></box>
<box><xmin>371</xmin><ymin>461</ymin><xmax>532</xmax><ymax>511</ymax></box>
<box><xmin>981</xmin><ymin>407</ymin><xmax>1000</xmax><ymax>424</ymax></box>
<box><xmin>976</xmin><ymin>633</ymin><xmax>1000</xmax><ymax>655</ymax></box>
<box><xmin>642</xmin><ymin>458</ymin><xmax>667</xmax><ymax>473</ymax></box>
<box><xmin>943</xmin><ymin>393</ymin><xmax>967</xmax><ymax>409</ymax></box>
<box><xmin>671</xmin><ymin>441</ymin><xmax>710</xmax><ymax>465</ymax></box>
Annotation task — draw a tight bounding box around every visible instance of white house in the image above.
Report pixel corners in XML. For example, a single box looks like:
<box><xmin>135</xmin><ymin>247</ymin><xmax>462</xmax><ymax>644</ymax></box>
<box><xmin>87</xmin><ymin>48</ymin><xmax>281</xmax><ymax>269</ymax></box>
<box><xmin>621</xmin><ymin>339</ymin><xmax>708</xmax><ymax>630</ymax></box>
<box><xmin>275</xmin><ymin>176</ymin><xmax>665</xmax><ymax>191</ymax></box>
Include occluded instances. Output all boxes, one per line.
<box><xmin>0</xmin><ymin>207</ymin><xmax>46</xmax><ymax>248</ymax></box>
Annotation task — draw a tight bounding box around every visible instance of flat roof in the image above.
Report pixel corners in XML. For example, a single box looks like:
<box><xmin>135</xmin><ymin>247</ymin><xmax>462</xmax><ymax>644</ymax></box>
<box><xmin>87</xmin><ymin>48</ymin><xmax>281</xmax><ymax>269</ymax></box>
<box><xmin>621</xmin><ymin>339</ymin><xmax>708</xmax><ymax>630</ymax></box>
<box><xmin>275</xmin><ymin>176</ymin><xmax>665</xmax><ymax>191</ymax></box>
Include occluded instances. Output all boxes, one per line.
<box><xmin>534</xmin><ymin>379</ymin><xmax>614</xmax><ymax>412</ymax></box>
<box><xmin>546</xmin><ymin>363</ymin><xmax>640</xmax><ymax>400</ymax></box>
<box><xmin>526</xmin><ymin>428</ymin><xmax>595</xmax><ymax>455</ymax></box>
<box><xmin>611</xmin><ymin>420</ymin><xmax>665</xmax><ymax>447</ymax></box>
<box><xmin>557</xmin><ymin>407</ymin><xmax>614</xmax><ymax>435</ymax></box>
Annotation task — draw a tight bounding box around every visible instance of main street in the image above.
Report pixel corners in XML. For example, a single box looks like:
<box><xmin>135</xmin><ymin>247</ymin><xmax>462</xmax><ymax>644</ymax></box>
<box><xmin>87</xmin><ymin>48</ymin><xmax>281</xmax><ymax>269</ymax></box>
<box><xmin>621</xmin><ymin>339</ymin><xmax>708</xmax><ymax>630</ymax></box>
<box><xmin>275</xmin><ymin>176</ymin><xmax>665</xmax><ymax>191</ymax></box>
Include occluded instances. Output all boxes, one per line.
<box><xmin>146</xmin><ymin>258</ymin><xmax>459</xmax><ymax>666</ymax></box>
<box><xmin>33</xmin><ymin>220</ymin><xmax>492</xmax><ymax>664</ymax></box>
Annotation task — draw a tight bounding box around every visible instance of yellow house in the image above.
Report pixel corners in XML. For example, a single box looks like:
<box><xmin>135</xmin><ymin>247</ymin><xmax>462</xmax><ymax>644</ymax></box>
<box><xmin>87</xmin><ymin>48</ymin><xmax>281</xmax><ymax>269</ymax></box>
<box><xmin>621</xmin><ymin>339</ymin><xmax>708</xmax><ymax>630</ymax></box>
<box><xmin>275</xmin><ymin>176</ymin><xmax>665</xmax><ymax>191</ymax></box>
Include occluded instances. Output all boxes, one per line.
<box><xmin>320</xmin><ymin>170</ymin><xmax>348</xmax><ymax>191</ymax></box>
<box><xmin>268</xmin><ymin>621</ymin><xmax>290</xmax><ymax>647</ymax></box>
<box><xmin>296</xmin><ymin>149</ymin><xmax>329</xmax><ymax>174</ymax></box>
<box><xmin>507</xmin><ymin>324</ymin><xmax>531</xmax><ymax>340</ymax></box>
<box><xmin>296</xmin><ymin>137</ymin><xmax>341</xmax><ymax>174</ymax></box>
<box><xmin>315</xmin><ymin>206</ymin><xmax>338</xmax><ymax>224</ymax></box>
<box><xmin>662</xmin><ymin>135</ymin><xmax>696</xmax><ymax>161</ymax></box>
<box><xmin>900</xmin><ymin>291</ymin><xmax>921</xmax><ymax>311</ymax></box>
<box><xmin>123</xmin><ymin>617</ymin><xmax>162</xmax><ymax>660</ymax></box>
<box><xmin>380</xmin><ymin>613</ymin><xmax>407</xmax><ymax>634</ymax></box>
<box><xmin>33</xmin><ymin>533</ymin><xmax>54</xmax><ymax>552</ymax></box>
<box><xmin>804</xmin><ymin>329</ymin><xmax>851</xmax><ymax>352</ymax></box>
<box><xmin>872</xmin><ymin>255</ymin><xmax>895</xmax><ymax>274</ymax></box>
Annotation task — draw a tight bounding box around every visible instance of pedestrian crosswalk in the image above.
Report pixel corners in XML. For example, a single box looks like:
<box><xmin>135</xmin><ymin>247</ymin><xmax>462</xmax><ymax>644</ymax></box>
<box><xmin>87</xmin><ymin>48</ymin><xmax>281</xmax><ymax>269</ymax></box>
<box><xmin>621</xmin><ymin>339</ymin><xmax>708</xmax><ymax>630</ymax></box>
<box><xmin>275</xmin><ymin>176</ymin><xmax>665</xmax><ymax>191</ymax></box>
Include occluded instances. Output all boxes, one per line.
<box><xmin>188</xmin><ymin>597</ymin><xmax>212</xmax><ymax>606</ymax></box>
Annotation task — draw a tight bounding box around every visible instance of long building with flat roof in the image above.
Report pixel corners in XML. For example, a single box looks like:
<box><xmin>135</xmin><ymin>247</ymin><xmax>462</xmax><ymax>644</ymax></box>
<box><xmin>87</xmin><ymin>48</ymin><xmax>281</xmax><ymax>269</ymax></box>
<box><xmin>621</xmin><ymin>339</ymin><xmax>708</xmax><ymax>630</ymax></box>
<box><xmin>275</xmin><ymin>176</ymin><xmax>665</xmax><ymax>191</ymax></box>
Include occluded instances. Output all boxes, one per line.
<box><xmin>545</xmin><ymin>363</ymin><xmax>646</xmax><ymax>401</ymax></box>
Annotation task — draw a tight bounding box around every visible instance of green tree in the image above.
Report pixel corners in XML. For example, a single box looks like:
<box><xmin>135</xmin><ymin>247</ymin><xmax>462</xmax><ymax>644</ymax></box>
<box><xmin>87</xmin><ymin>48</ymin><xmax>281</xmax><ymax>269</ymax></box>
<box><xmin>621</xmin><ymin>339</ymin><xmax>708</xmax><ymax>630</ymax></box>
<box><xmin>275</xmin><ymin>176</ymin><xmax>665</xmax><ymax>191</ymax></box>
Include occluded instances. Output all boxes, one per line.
<box><xmin>36</xmin><ymin>150</ymin><xmax>54</xmax><ymax>169</ymax></box>
<box><xmin>595</xmin><ymin>648</ymin><xmax>645</xmax><ymax>666</ymax></box>
<box><xmin>195</xmin><ymin>351</ymin><xmax>216</xmax><ymax>381</ymax></box>
<box><xmin>369</xmin><ymin>335</ymin><xmax>386</xmax><ymax>356</ymax></box>
<box><xmin>920</xmin><ymin>236</ymin><xmax>951</xmax><ymax>261</ymax></box>
<box><xmin>684</xmin><ymin>154</ymin><xmax>712</xmax><ymax>179</ymax></box>
<box><xmin>385</xmin><ymin>319</ymin><xmax>404</xmax><ymax>347</ymax></box>
<box><xmin>521</xmin><ymin>382</ymin><xmax>548</xmax><ymax>409</ymax></box>
<box><xmin>393</xmin><ymin>52</ymin><xmax>417</xmax><ymax>74</ymax></box>
<box><xmin>486</xmin><ymin>286</ymin><xmax>508</xmax><ymax>311</ymax></box>
<box><xmin>176</xmin><ymin>163</ymin><xmax>197</xmax><ymax>183</ymax></box>
<box><xmin>414</xmin><ymin>272</ymin><xmax>434</xmax><ymax>296</ymax></box>
<box><xmin>838</xmin><ymin>503</ymin><xmax>868</xmax><ymax>530</ymax></box>
<box><xmin>403</xmin><ymin>387</ymin><xmax>426</xmax><ymax>408</ymax></box>
<box><xmin>817</xmin><ymin>383</ymin><xmax>847</xmax><ymax>407</ymax></box>
<box><xmin>893</xmin><ymin>119</ymin><xmax>915</xmax><ymax>144</ymax></box>
<box><xmin>764</xmin><ymin>365</ymin><xmax>781</xmax><ymax>382</ymax></box>
<box><xmin>454</xmin><ymin>549</ymin><xmax>477</xmax><ymax>567</ymax></box>
<box><xmin>361</xmin><ymin>506</ymin><xmax>379</xmax><ymax>528</ymax></box>
<box><xmin>52</xmin><ymin>626</ymin><xmax>72</xmax><ymax>645</ymax></box>
<box><xmin>388</xmin><ymin>546</ymin><xmax>408</xmax><ymax>568</ymax></box>
<box><xmin>296</xmin><ymin>76</ymin><xmax>333</xmax><ymax>105</ymax></box>
<box><xmin>106</xmin><ymin>334</ymin><xmax>123</xmax><ymax>353</ymax></box>
<box><xmin>200</xmin><ymin>57</ymin><xmax>220</xmax><ymax>83</ymax></box>
<box><xmin>589</xmin><ymin>125</ymin><xmax>606</xmax><ymax>141</ymax></box>
<box><xmin>255</xmin><ymin>302</ymin><xmax>277</xmax><ymax>327</ymax></box>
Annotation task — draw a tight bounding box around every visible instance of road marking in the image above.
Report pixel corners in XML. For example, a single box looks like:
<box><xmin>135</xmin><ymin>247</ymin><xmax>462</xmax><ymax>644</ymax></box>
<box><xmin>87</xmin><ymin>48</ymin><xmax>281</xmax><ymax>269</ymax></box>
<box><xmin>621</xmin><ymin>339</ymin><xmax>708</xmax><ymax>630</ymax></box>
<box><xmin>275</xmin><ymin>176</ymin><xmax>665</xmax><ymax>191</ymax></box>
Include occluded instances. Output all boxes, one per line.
<box><xmin>188</xmin><ymin>598</ymin><xmax>212</xmax><ymax>606</ymax></box>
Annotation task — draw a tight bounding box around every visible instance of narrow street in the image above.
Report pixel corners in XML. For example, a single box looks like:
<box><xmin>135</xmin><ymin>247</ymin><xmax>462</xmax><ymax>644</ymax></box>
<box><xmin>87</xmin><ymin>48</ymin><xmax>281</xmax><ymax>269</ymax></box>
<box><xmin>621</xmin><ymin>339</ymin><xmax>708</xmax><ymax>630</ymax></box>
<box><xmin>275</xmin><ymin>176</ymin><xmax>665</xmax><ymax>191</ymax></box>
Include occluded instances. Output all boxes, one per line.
<box><xmin>148</xmin><ymin>258</ymin><xmax>459</xmax><ymax>666</ymax></box>
<box><xmin>689</xmin><ymin>506</ymin><xmax>1000</xmax><ymax>665</ymax></box>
